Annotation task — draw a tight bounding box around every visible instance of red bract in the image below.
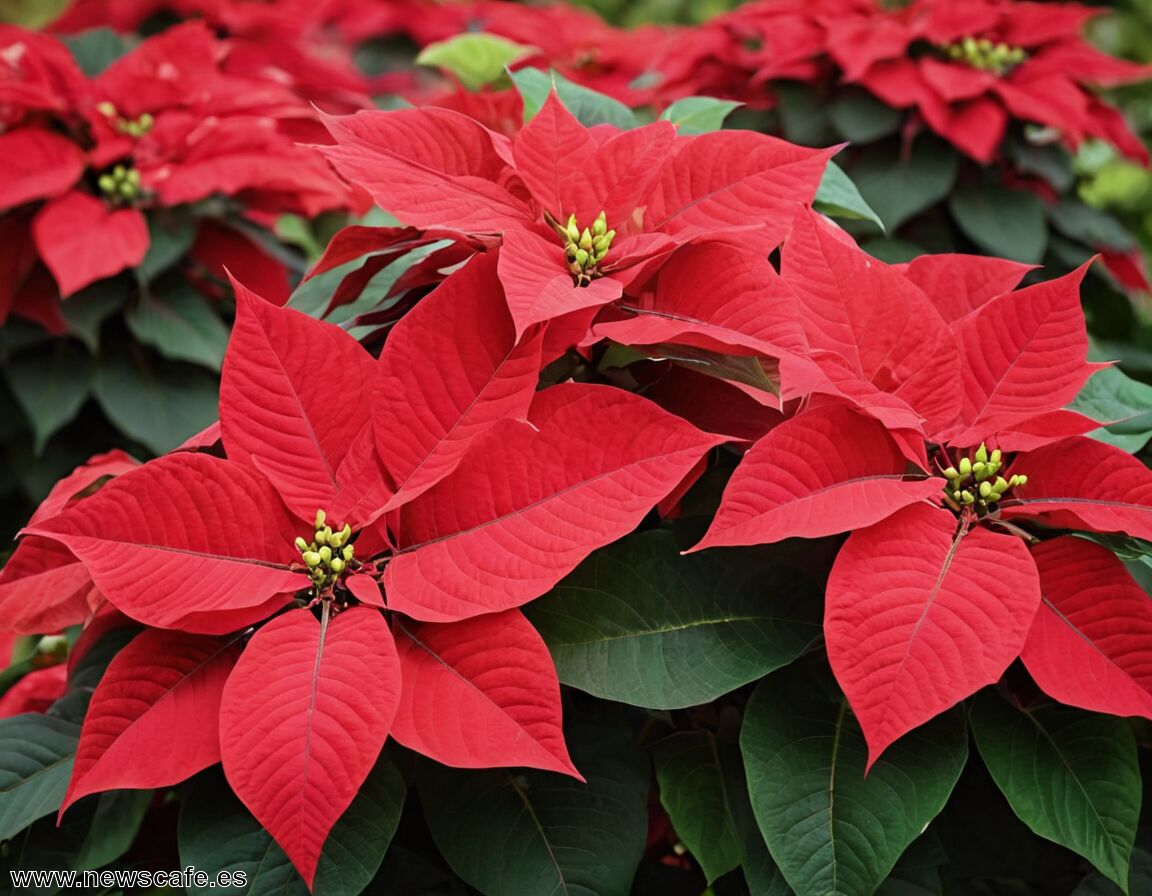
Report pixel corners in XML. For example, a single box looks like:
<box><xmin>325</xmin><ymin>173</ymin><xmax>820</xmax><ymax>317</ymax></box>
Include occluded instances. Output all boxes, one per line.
<box><xmin>0</xmin><ymin>21</ymin><xmax>359</xmax><ymax>323</ymax></box>
<box><xmin>22</xmin><ymin>268</ymin><xmax>719</xmax><ymax>885</ymax></box>
<box><xmin>692</xmin><ymin>213</ymin><xmax>1152</xmax><ymax>764</ymax></box>
<box><xmin>318</xmin><ymin>91</ymin><xmax>832</xmax><ymax>337</ymax></box>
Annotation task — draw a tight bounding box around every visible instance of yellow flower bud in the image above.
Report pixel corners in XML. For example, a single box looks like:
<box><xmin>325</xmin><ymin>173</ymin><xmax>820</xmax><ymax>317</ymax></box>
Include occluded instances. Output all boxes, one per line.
<box><xmin>315</xmin><ymin>509</ymin><xmax>326</xmax><ymax>529</ymax></box>
<box><xmin>303</xmin><ymin>551</ymin><xmax>321</xmax><ymax>567</ymax></box>
<box><xmin>342</xmin><ymin>545</ymin><xmax>355</xmax><ymax>561</ymax></box>
<box><xmin>330</xmin><ymin>558</ymin><xmax>345</xmax><ymax>574</ymax></box>
<box><xmin>593</xmin><ymin>212</ymin><xmax>607</xmax><ymax>236</ymax></box>
<box><xmin>315</xmin><ymin>528</ymin><xmax>329</xmax><ymax>545</ymax></box>
<box><xmin>959</xmin><ymin>458</ymin><xmax>972</xmax><ymax>476</ymax></box>
<box><xmin>575</xmin><ymin>248</ymin><xmax>590</xmax><ymax>267</ymax></box>
<box><xmin>975</xmin><ymin>444</ymin><xmax>988</xmax><ymax>464</ymax></box>
<box><xmin>962</xmin><ymin>491</ymin><xmax>976</xmax><ymax>504</ymax></box>
<box><xmin>566</xmin><ymin>215</ymin><xmax>580</xmax><ymax>242</ymax></box>
<box><xmin>979</xmin><ymin>481</ymin><xmax>993</xmax><ymax>499</ymax></box>
<box><xmin>579</xmin><ymin>228</ymin><xmax>593</xmax><ymax>252</ymax></box>
<box><xmin>943</xmin><ymin>466</ymin><xmax>959</xmax><ymax>479</ymax></box>
<box><xmin>295</xmin><ymin>537</ymin><xmax>309</xmax><ymax>552</ymax></box>
<box><xmin>319</xmin><ymin>545</ymin><xmax>332</xmax><ymax>563</ymax></box>
<box><xmin>98</xmin><ymin>174</ymin><xmax>116</xmax><ymax>193</ymax></box>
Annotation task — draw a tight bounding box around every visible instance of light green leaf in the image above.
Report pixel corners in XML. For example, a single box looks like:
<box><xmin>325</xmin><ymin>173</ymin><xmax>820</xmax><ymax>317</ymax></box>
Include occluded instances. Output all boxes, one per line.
<box><xmin>420</xmin><ymin>719</ymin><xmax>648</xmax><ymax>896</ymax></box>
<box><xmin>126</xmin><ymin>284</ymin><xmax>230</xmax><ymax>371</ymax></box>
<box><xmin>62</xmin><ymin>27</ymin><xmax>129</xmax><ymax>76</ymax></box>
<box><xmin>0</xmin><ymin>714</ymin><xmax>80</xmax><ymax>840</ymax></box>
<box><xmin>652</xmin><ymin>733</ymin><xmax>742</xmax><ymax>884</ymax></box>
<box><xmin>949</xmin><ymin>183</ymin><xmax>1048</xmax><ymax>263</ymax></box>
<box><xmin>92</xmin><ymin>352</ymin><xmax>218</xmax><ymax>454</ymax></box>
<box><xmin>815</xmin><ymin>161</ymin><xmax>885</xmax><ymax>231</ymax></box>
<box><xmin>741</xmin><ymin>664</ymin><xmax>967</xmax><ymax>896</ymax></box>
<box><xmin>526</xmin><ymin>530</ymin><xmax>821</xmax><ymax>709</ymax></box>
<box><xmin>5</xmin><ymin>342</ymin><xmax>91</xmax><ymax>453</ymax></box>
<box><xmin>971</xmin><ymin>694</ymin><xmax>1141</xmax><ymax>891</ymax></box>
<box><xmin>1069</xmin><ymin>365</ymin><xmax>1152</xmax><ymax>453</ymax></box>
<box><xmin>417</xmin><ymin>33</ymin><xmax>533</xmax><ymax>90</ymax></box>
<box><xmin>1046</xmin><ymin>200</ymin><xmax>1134</xmax><ymax>251</ymax></box>
<box><xmin>852</xmin><ymin>136</ymin><xmax>959</xmax><ymax>232</ymax></box>
<box><xmin>510</xmin><ymin>67</ymin><xmax>637</xmax><ymax>129</ymax></box>
<box><xmin>659</xmin><ymin>96</ymin><xmax>742</xmax><ymax>135</ymax></box>
<box><xmin>179</xmin><ymin>755</ymin><xmax>406</xmax><ymax>896</ymax></box>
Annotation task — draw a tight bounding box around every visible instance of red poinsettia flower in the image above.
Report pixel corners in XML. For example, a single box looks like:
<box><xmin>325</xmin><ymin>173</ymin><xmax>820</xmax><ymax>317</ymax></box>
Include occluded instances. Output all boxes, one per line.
<box><xmin>0</xmin><ymin>21</ymin><xmax>359</xmax><ymax>323</ymax></box>
<box><xmin>318</xmin><ymin>91</ymin><xmax>833</xmax><ymax>337</ymax></box>
<box><xmin>823</xmin><ymin>0</ymin><xmax>1152</xmax><ymax>163</ymax></box>
<box><xmin>689</xmin><ymin>209</ymin><xmax>1152</xmax><ymax>764</ymax></box>
<box><xmin>21</xmin><ymin>259</ymin><xmax>719</xmax><ymax>885</ymax></box>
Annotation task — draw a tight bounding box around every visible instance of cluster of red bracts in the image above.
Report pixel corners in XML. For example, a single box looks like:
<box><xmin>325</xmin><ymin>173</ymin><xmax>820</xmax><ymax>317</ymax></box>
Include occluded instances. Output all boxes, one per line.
<box><xmin>5</xmin><ymin>89</ymin><xmax>1152</xmax><ymax>886</ymax></box>
<box><xmin>0</xmin><ymin>21</ymin><xmax>363</xmax><ymax>330</ymax></box>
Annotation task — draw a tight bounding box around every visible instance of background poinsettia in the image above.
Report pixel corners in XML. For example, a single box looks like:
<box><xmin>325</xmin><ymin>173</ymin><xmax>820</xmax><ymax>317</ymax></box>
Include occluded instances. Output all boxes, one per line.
<box><xmin>2</xmin><ymin>2</ymin><xmax>1152</xmax><ymax>896</ymax></box>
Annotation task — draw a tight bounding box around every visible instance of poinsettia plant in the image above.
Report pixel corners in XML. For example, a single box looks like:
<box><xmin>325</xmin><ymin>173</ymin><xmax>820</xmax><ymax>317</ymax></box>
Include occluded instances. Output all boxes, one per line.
<box><xmin>2</xmin><ymin>6</ymin><xmax>1152</xmax><ymax>896</ymax></box>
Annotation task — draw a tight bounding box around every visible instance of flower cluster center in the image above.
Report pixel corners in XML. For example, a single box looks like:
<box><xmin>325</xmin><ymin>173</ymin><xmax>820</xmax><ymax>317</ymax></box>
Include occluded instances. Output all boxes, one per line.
<box><xmin>550</xmin><ymin>210</ymin><xmax>615</xmax><ymax>287</ymax></box>
<box><xmin>96</xmin><ymin>101</ymin><xmax>155</xmax><ymax>137</ymax></box>
<box><xmin>942</xmin><ymin>443</ymin><xmax>1027</xmax><ymax>514</ymax></box>
<box><xmin>939</xmin><ymin>37</ymin><xmax>1027</xmax><ymax>75</ymax></box>
<box><xmin>296</xmin><ymin>509</ymin><xmax>355</xmax><ymax>591</ymax></box>
<box><xmin>97</xmin><ymin>163</ymin><xmax>142</xmax><ymax>203</ymax></box>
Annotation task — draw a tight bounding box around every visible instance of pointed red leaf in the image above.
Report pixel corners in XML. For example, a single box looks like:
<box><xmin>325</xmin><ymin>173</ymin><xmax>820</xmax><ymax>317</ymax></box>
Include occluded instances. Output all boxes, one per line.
<box><xmin>781</xmin><ymin>209</ymin><xmax>961</xmax><ymax>434</ymax></box>
<box><xmin>28</xmin><ymin>449</ymin><xmax>139</xmax><ymax>526</ymax></box>
<box><xmin>24</xmin><ymin>453</ymin><xmax>308</xmax><ymax>632</ymax></box>
<box><xmin>1022</xmin><ymin>537</ymin><xmax>1152</xmax><ymax>719</ymax></box>
<box><xmin>899</xmin><ymin>254</ymin><xmax>1035</xmax><ymax>323</ymax></box>
<box><xmin>990</xmin><ymin>409</ymin><xmax>1102</xmax><ymax>452</ymax></box>
<box><xmin>386</xmin><ymin>384</ymin><xmax>723</xmax><ymax>622</ymax></box>
<box><xmin>62</xmin><ymin>629</ymin><xmax>241</xmax><ymax>811</ymax></box>
<box><xmin>0</xmin><ymin>128</ymin><xmax>84</xmax><ymax>211</ymax></box>
<box><xmin>0</xmin><ymin>537</ymin><xmax>92</xmax><ymax>635</ymax></box>
<box><xmin>319</xmin><ymin>108</ymin><xmax>529</xmax><ymax>230</ymax></box>
<box><xmin>1002</xmin><ymin>436</ymin><xmax>1152</xmax><ymax>540</ymax></box>
<box><xmin>33</xmin><ymin>192</ymin><xmax>148</xmax><ymax>297</ymax></box>
<box><xmin>375</xmin><ymin>253</ymin><xmax>543</xmax><ymax>511</ymax></box>
<box><xmin>220</xmin><ymin>281</ymin><xmax>378</xmax><ymax>524</ymax></box>
<box><xmin>345</xmin><ymin>574</ymin><xmax>385</xmax><ymax>609</ymax></box>
<box><xmin>826</xmin><ymin>504</ymin><xmax>1042</xmax><ymax>764</ymax></box>
<box><xmin>220</xmin><ymin>607</ymin><xmax>400</xmax><ymax>887</ymax></box>
<box><xmin>945</xmin><ymin>264</ymin><xmax>1096</xmax><ymax>443</ymax></box>
<box><xmin>392</xmin><ymin>610</ymin><xmax>578</xmax><ymax>776</ymax></box>
<box><xmin>512</xmin><ymin>92</ymin><xmax>675</xmax><ymax>226</ymax></box>
<box><xmin>692</xmin><ymin>405</ymin><xmax>942</xmax><ymax>551</ymax></box>
<box><xmin>603</xmin><ymin>242</ymin><xmax>807</xmax><ymax>354</ymax></box>
<box><xmin>645</xmin><ymin>131</ymin><xmax>833</xmax><ymax>251</ymax></box>
<box><xmin>497</xmin><ymin>228</ymin><xmax>623</xmax><ymax>337</ymax></box>
<box><xmin>512</xmin><ymin>91</ymin><xmax>598</xmax><ymax>220</ymax></box>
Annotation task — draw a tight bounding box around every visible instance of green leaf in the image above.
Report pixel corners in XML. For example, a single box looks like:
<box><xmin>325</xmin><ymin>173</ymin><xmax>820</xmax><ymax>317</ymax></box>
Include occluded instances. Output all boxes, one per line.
<box><xmin>1073</xmin><ymin>846</ymin><xmax>1152</xmax><ymax>895</ymax></box>
<box><xmin>814</xmin><ymin>161</ymin><xmax>885</xmax><ymax>231</ymax></box>
<box><xmin>949</xmin><ymin>183</ymin><xmax>1048</xmax><ymax>263</ymax></box>
<box><xmin>1069</xmin><ymin>366</ymin><xmax>1152</xmax><ymax>453</ymax></box>
<box><xmin>1046</xmin><ymin>199</ymin><xmax>1134</xmax><ymax>251</ymax></box>
<box><xmin>827</xmin><ymin>91</ymin><xmax>903</xmax><ymax>145</ymax></box>
<box><xmin>420</xmin><ymin>718</ymin><xmax>649</xmax><ymax>896</ymax></box>
<box><xmin>417</xmin><ymin>33</ymin><xmax>532</xmax><ymax>90</ymax></box>
<box><xmin>971</xmin><ymin>694</ymin><xmax>1141</xmax><ymax>891</ymax></box>
<box><xmin>179</xmin><ymin>754</ymin><xmax>406</xmax><ymax>896</ymax></box>
<box><xmin>510</xmin><ymin>67</ymin><xmax>637</xmax><ymax>129</ymax></box>
<box><xmin>60</xmin><ymin>280</ymin><xmax>128</xmax><ymax>352</ymax></box>
<box><xmin>852</xmin><ymin>136</ymin><xmax>959</xmax><ymax>232</ymax></box>
<box><xmin>73</xmin><ymin>789</ymin><xmax>152</xmax><ymax>870</ymax></box>
<box><xmin>526</xmin><ymin>530</ymin><xmax>821</xmax><ymax>709</ymax></box>
<box><xmin>5</xmin><ymin>342</ymin><xmax>91</xmax><ymax>453</ymax></box>
<box><xmin>137</xmin><ymin>214</ymin><xmax>198</xmax><ymax>282</ymax></box>
<box><xmin>652</xmin><ymin>733</ymin><xmax>742</xmax><ymax>884</ymax></box>
<box><xmin>126</xmin><ymin>284</ymin><xmax>230</xmax><ymax>371</ymax></box>
<box><xmin>659</xmin><ymin>96</ymin><xmax>742</xmax><ymax>135</ymax></box>
<box><xmin>0</xmin><ymin>713</ymin><xmax>80</xmax><ymax>840</ymax></box>
<box><xmin>741</xmin><ymin>664</ymin><xmax>968</xmax><ymax>896</ymax></box>
<box><xmin>62</xmin><ymin>28</ymin><xmax>130</xmax><ymax>76</ymax></box>
<box><xmin>92</xmin><ymin>352</ymin><xmax>218</xmax><ymax>455</ymax></box>
<box><xmin>773</xmin><ymin>83</ymin><xmax>834</xmax><ymax>148</ymax></box>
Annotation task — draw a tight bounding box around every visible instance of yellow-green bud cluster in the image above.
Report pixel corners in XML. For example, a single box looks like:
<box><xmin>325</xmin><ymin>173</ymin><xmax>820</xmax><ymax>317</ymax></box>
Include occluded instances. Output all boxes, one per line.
<box><xmin>97</xmin><ymin>164</ymin><xmax>142</xmax><ymax>203</ymax></box>
<box><xmin>96</xmin><ymin>101</ymin><xmax>155</xmax><ymax>138</ymax></box>
<box><xmin>941</xmin><ymin>37</ymin><xmax>1027</xmax><ymax>74</ymax></box>
<box><xmin>560</xmin><ymin>211</ymin><xmax>615</xmax><ymax>286</ymax></box>
<box><xmin>942</xmin><ymin>443</ymin><xmax>1027</xmax><ymax>512</ymax></box>
<box><xmin>296</xmin><ymin>509</ymin><xmax>355</xmax><ymax>589</ymax></box>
